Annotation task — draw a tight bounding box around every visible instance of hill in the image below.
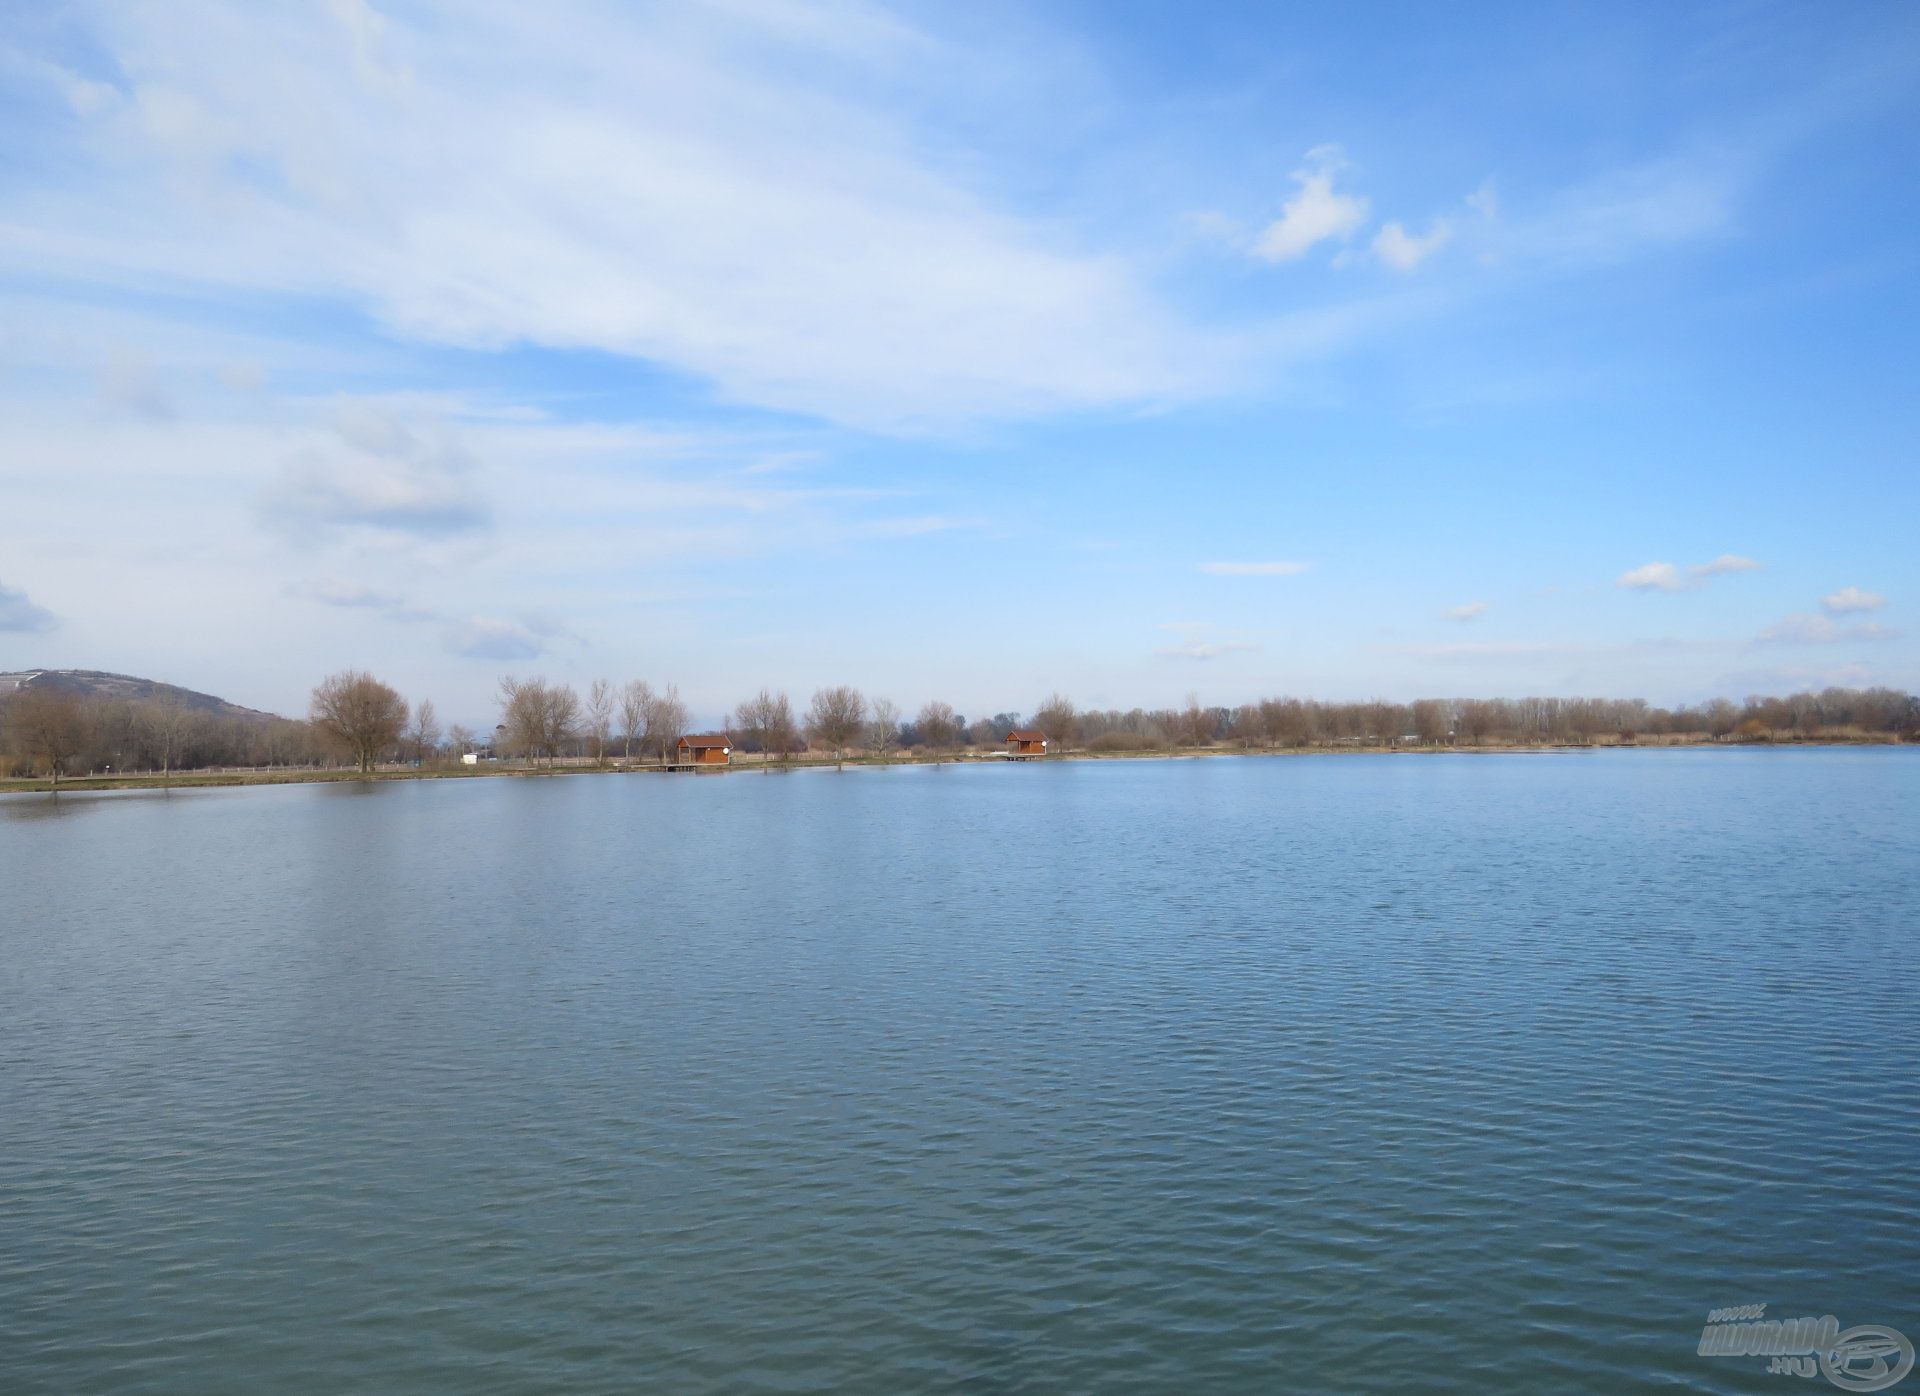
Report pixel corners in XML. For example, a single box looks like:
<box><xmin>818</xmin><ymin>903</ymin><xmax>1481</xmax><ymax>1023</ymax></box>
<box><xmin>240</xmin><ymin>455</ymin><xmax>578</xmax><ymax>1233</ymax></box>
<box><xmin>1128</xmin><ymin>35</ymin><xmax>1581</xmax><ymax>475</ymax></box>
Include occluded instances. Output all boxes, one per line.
<box><xmin>0</xmin><ymin>669</ymin><xmax>282</xmax><ymax>723</ymax></box>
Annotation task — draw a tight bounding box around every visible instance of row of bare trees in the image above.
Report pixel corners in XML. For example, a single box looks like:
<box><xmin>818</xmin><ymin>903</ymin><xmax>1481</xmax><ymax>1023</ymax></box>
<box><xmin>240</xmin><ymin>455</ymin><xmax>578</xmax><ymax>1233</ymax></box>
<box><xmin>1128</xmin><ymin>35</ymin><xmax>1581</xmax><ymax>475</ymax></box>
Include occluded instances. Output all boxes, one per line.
<box><xmin>494</xmin><ymin>676</ymin><xmax>693</xmax><ymax>766</ymax></box>
<box><xmin>1007</xmin><ymin>687</ymin><xmax>1920</xmax><ymax>751</ymax></box>
<box><xmin>0</xmin><ymin>685</ymin><xmax>343</xmax><ymax>785</ymax></box>
<box><xmin>480</xmin><ymin>680</ymin><xmax>1920</xmax><ymax>767</ymax></box>
<box><xmin>0</xmin><ymin>671</ymin><xmax>448</xmax><ymax>783</ymax></box>
<box><xmin>9</xmin><ymin>676</ymin><xmax>1915</xmax><ymax>784</ymax></box>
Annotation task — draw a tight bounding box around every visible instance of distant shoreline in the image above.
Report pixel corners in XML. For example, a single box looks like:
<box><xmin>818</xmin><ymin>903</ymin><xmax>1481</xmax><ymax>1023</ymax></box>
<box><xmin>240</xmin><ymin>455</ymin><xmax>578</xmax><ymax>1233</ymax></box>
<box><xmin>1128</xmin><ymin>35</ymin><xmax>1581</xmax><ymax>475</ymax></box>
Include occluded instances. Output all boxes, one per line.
<box><xmin>4</xmin><ymin>735</ymin><xmax>1911</xmax><ymax>796</ymax></box>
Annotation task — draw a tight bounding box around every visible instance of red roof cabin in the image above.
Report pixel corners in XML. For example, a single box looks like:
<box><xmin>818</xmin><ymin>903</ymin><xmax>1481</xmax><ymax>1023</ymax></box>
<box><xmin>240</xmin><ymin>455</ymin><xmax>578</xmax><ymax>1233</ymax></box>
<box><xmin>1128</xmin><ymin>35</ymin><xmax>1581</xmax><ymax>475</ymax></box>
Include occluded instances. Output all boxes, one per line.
<box><xmin>1005</xmin><ymin>729</ymin><xmax>1048</xmax><ymax>758</ymax></box>
<box><xmin>675</xmin><ymin>733</ymin><xmax>732</xmax><ymax>767</ymax></box>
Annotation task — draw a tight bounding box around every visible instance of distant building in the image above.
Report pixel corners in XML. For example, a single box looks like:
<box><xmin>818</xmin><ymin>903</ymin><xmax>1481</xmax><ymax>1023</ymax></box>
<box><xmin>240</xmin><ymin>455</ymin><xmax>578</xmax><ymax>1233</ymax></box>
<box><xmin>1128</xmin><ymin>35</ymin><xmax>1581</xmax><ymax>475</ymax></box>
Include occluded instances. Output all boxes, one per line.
<box><xmin>676</xmin><ymin>734</ymin><xmax>732</xmax><ymax>766</ymax></box>
<box><xmin>461</xmin><ymin>752</ymin><xmax>479</xmax><ymax>765</ymax></box>
<box><xmin>1005</xmin><ymin>729</ymin><xmax>1048</xmax><ymax>758</ymax></box>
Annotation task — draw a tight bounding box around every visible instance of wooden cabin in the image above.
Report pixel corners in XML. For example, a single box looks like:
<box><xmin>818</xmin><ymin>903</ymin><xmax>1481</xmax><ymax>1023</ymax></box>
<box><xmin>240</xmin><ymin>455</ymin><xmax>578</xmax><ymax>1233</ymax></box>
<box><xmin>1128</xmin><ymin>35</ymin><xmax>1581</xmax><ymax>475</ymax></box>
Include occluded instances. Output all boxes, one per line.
<box><xmin>675</xmin><ymin>734</ymin><xmax>732</xmax><ymax>766</ymax></box>
<box><xmin>1005</xmin><ymin>729</ymin><xmax>1048</xmax><ymax>758</ymax></box>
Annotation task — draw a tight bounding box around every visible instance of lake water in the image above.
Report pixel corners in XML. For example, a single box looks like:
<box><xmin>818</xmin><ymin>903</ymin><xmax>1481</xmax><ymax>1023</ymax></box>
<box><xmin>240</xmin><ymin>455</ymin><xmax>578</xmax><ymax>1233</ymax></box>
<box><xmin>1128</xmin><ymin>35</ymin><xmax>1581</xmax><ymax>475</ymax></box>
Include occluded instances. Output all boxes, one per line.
<box><xmin>3</xmin><ymin>750</ymin><xmax>1917</xmax><ymax>1393</ymax></box>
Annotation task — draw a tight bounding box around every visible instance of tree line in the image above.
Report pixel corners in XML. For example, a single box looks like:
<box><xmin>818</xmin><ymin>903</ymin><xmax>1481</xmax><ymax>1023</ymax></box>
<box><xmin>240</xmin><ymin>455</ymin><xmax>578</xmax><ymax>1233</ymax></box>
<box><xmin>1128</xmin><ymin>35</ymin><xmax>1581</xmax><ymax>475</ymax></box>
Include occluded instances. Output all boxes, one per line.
<box><xmin>4</xmin><ymin>672</ymin><xmax>1916</xmax><ymax>784</ymax></box>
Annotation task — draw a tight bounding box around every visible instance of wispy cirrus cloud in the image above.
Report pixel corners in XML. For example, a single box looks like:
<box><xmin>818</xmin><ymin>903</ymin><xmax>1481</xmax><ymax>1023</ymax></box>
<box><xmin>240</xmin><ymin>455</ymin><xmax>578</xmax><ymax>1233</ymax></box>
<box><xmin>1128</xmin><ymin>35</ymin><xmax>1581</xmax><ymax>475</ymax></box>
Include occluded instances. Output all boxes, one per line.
<box><xmin>9</xmin><ymin>1</ymin><xmax>1229</xmax><ymax>433</ymax></box>
<box><xmin>1618</xmin><ymin>554</ymin><xmax>1762</xmax><ymax>592</ymax></box>
<box><xmin>1440</xmin><ymin>601</ymin><xmax>1489</xmax><ymax>621</ymax></box>
<box><xmin>1491</xmin><ymin>149</ymin><xmax>1744</xmax><ymax>266</ymax></box>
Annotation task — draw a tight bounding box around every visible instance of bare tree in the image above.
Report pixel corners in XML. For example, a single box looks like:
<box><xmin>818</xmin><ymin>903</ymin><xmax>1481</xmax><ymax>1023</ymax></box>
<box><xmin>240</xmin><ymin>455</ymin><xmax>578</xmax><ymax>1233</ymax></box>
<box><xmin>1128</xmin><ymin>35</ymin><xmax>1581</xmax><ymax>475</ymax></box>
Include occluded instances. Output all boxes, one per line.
<box><xmin>1411</xmin><ymin>698</ymin><xmax>1451</xmax><ymax>746</ymax></box>
<box><xmin>448</xmin><ymin>723</ymin><xmax>477</xmax><ymax>758</ymax></box>
<box><xmin>310</xmin><ymin>670</ymin><xmax>409</xmax><ymax>774</ymax></box>
<box><xmin>497</xmin><ymin>676</ymin><xmax>579</xmax><ymax>767</ymax></box>
<box><xmin>867</xmin><ymin>697</ymin><xmax>900</xmax><ymax>757</ymax></box>
<box><xmin>584</xmin><ymin>679</ymin><xmax>614</xmax><ymax>766</ymax></box>
<box><xmin>544</xmin><ymin>684</ymin><xmax>581</xmax><ymax>762</ymax></box>
<box><xmin>765</xmin><ymin>691</ymin><xmax>798</xmax><ymax>766</ymax></box>
<box><xmin>8</xmin><ymin>688</ymin><xmax>86</xmax><ymax>787</ymax></box>
<box><xmin>1033</xmin><ymin>692</ymin><xmax>1077</xmax><ymax>754</ymax></box>
<box><xmin>145</xmin><ymin>694</ymin><xmax>194</xmax><ymax>783</ymax></box>
<box><xmin>916</xmin><ymin>700</ymin><xmax>958</xmax><ymax>762</ymax></box>
<box><xmin>406</xmin><ymin>698</ymin><xmax>443</xmax><ymax>764</ymax></box>
<box><xmin>618</xmin><ymin>680</ymin><xmax>653</xmax><ymax>761</ymax></box>
<box><xmin>1179</xmin><ymin>692</ymin><xmax>1211</xmax><ymax>747</ymax></box>
<box><xmin>807</xmin><ymin>685</ymin><xmax>866</xmax><ymax>767</ymax></box>
<box><xmin>643</xmin><ymin>683</ymin><xmax>688</xmax><ymax>763</ymax></box>
<box><xmin>498</xmin><ymin>677</ymin><xmax>540</xmax><ymax>762</ymax></box>
<box><xmin>734</xmin><ymin>689</ymin><xmax>781</xmax><ymax>771</ymax></box>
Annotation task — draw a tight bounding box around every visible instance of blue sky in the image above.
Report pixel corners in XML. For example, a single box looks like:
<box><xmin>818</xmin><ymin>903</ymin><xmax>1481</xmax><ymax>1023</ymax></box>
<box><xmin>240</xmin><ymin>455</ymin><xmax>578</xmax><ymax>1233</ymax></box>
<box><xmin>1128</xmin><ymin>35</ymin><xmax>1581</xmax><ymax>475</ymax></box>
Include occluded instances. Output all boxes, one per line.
<box><xmin>1</xmin><ymin>0</ymin><xmax>1915</xmax><ymax>728</ymax></box>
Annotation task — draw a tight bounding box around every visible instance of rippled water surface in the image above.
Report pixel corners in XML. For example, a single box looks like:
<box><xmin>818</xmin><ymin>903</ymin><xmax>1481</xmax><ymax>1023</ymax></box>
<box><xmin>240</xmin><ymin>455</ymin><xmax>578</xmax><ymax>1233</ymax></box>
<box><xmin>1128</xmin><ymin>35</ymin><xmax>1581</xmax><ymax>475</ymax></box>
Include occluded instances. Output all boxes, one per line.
<box><xmin>4</xmin><ymin>750</ymin><xmax>1918</xmax><ymax>1393</ymax></box>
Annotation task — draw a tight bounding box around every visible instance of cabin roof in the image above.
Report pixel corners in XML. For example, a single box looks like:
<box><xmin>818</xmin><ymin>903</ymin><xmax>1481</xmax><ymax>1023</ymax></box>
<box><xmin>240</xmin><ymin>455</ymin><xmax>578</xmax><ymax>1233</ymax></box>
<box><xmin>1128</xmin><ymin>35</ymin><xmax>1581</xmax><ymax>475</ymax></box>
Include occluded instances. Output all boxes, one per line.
<box><xmin>1005</xmin><ymin>729</ymin><xmax>1046</xmax><ymax>741</ymax></box>
<box><xmin>677</xmin><ymin>733</ymin><xmax>731</xmax><ymax>747</ymax></box>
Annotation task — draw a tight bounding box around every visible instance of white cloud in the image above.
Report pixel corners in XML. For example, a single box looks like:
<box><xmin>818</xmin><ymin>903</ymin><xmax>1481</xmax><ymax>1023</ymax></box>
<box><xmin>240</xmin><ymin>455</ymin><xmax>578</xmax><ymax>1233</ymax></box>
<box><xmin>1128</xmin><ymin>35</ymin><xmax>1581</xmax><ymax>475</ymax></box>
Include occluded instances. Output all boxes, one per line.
<box><xmin>1153</xmin><ymin>619</ymin><xmax>1255</xmax><ymax>659</ymax></box>
<box><xmin>221</xmin><ymin>359</ymin><xmax>268</xmax><ymax>394</ymax></box>
<box><xmin>1441</xmin><ymin>601</ymin><xmax>1488</xmax><ymax>621</ymax></box>
<box><xmin>1756</xmin><ymin>614</ymin><xmax>1894</xmax><ymax>645</ymax></box>
<box><xmin>445</xmin><ymin>615</ymin><xmax>568</xmax><ymax>662</ymax></box>
<box><xmin>1199</xmin><ymin>561</ymin><xmax>1311</xmax><ymax>577</ymax></box>
<box><xmin>99</xmin><ymin>348</ymin><xmax>174</xmax><ymax>419</ymax></box>
<box><xmin>1619</xmin><ymin>554</ymin><xmax>1763</xmax><ymax>592</ymax></box>
<box><xmin>0</xmin><ymin>581</ymin><xmax>59</xmax><ymax>632</ymax></box>
<box><xmin>1373</xmin><ymin>219</ymin><xmax>1452</xmax><ymax>271</ymax></box>
<box><xmin>303</xmin><ymin>578</ymin><xmax>405</xmax><ymax>609</ymax></box>
<box><xmin>1254</xmin><ymin>149</ymin><xmax>1370</xmax><ymax>262</ymax></box>
<box><xmin>1692</xmin><ymin>553</ymin><xmax>1761</xmax><ymax>578</ymax></box>
<box><xmin>292</xmin><ymin>578</ymin><xmax>436</xmax><ymax>623</ymax></box>
<box><xmin>1822</xmin><ymin>586</ymin><xmax>1885</xmax><ymax>614</ymax></box>
<box><xmin>1618</xmin><ymin>561</ymin><xmax>1689</xmax><ymax>592</ymax></box>
<box><xmin>258</xmin><ymin>404</ymin><xmax>492</xmax><ymax>540</ymax></box>
<box><xmin>1156</xmin><ymin>639</ymin><xmax>1257</xmax><ymax>660</ymax></box>
<box><xmin>7</xmin><ymin>2</ymin><xmax>1229</xmax><ymax>432</ymax></box>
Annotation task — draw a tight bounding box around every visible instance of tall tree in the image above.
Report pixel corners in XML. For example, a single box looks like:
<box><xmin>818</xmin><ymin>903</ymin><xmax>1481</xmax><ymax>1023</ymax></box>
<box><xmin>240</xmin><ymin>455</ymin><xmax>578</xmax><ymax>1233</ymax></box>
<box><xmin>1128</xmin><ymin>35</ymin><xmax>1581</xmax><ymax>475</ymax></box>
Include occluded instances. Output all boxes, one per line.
<box><xmin>916</xmin><ymin>700</ymin><xmax>958</xmax><ymax>762</ymax></box>
<box><xmin>8</xmin><ymin>688</ymin><xmax>86</xmax><ymax>786</ymax></box>
<box><xmin>806</xmin><ymin>686</ymin><xmax>865</xmax><ymax>767</ymax></box>
<box><xmin>584</xmin><ymin>679</ymin><xmax>614</xmax><ymax>766</ymax></box>
<box><xmin>867</xmin><ymin>697</ymin><xmax>900</xmax><ymax>757</ymax></box>
<box><xmin>1179</xmin><ymin>692</ymin><xmax>1211</xmax><ymax>747</ymax></box>
<box><xmin>310</xmin><ymin>671</ymin><xmax>409</xmax><ymax>774</ymax></box>
<box><xmin>643</xmin><ymin>683</ymin><xmax>688</xmax><ymax>762</ymax></box>
<box><xmin>406</xmin><ymin>698</ymin><xmax>443</xmax><ymax>764</ymax></box>
<box><xmin>733</xmin><ymin>689</ymin><xmax>779</xmax><ymax>771</ymax></box>
<box><xmin>765</xmin><ymin>691</ymin><xmax>798</xmax><ymax>767</ymax></box>
<box><xmin>497</xmin><ymin>676</ymin><xmax>579</xmax><ymax>767</ymax></box>
<box><xmin>145</xmin><ymin>694</ymin><xmax>194</xmax><ymax>783</ymax></box>
<box><xmin>618</xmin><ymin>680</ymin><xmax>652</xmax><ymax>760</ymax></box>
<box><xmin>1033</xmin><ymin>692</ymin><xmax>1077</xmax><ymax>754</ymax></box>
